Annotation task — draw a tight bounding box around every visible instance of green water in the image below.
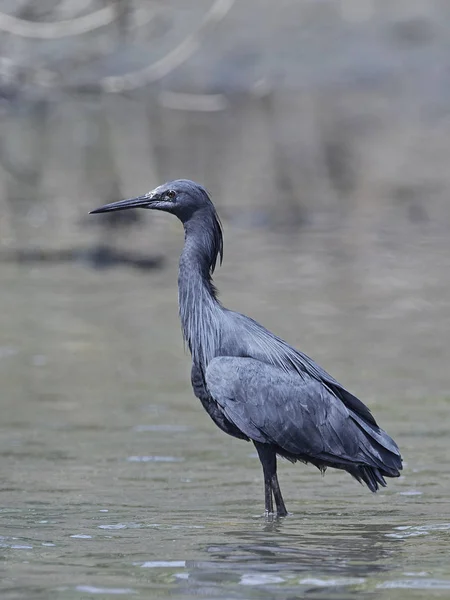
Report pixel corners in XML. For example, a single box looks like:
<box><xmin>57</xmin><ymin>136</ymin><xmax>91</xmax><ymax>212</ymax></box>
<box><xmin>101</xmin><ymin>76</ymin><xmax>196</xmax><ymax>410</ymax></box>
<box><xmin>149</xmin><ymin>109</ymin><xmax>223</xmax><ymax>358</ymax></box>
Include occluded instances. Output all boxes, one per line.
<box><xmin>1</xmin><ymin>228</ymin><xmax>449</xmax><ymax>599</ymax></box>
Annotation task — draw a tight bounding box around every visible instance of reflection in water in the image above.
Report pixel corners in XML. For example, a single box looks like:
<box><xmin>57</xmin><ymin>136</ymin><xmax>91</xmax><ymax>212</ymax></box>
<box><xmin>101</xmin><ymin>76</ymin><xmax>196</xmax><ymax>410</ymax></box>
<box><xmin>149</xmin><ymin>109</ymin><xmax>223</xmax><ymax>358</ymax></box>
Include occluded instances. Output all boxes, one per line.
<box><xmin>178</xmin><ymin>521</ymin><xmax>402</xmax><ymax>598</ymax></box>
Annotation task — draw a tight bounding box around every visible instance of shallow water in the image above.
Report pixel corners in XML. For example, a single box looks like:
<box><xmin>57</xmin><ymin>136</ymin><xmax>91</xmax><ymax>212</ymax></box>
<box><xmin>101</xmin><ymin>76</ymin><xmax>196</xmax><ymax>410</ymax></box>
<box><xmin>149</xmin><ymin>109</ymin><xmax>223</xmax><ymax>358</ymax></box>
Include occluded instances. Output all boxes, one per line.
<box><xmin>1</xmin><ymin>227</ymin><xmax>450</xmax><ymax>599</ymax></box>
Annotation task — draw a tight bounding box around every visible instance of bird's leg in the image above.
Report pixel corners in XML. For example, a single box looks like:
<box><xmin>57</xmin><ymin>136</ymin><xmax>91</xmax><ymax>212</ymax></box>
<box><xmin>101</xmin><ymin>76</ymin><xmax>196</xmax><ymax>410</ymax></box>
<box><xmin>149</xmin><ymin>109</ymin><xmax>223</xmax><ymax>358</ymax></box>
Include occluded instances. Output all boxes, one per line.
<box><xmin>271</xmin><ymin>473</ymin><xmax>288</xmax><ymax>517</ymax></box>
<box><xmin>264</xmin><ymin>475</ymin><xmax>274</xmax><ymax>515</ymax></box>
<box><xmin>254</xmin><ymin>442</ymin><xmax>275</xmax><ymax>514</ymax></box>
<box><xmin>254</xmin><ymin>442</ymin><xmax>287</xmax><ymax>517</ymax></box>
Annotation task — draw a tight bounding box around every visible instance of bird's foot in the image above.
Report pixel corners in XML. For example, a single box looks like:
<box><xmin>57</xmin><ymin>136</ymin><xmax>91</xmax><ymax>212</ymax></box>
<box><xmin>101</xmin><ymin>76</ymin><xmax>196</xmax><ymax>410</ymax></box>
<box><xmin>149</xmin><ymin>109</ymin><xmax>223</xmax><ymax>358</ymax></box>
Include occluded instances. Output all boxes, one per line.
<box><xmin>264</xmin><ymin>509</ymin><xmax>289</xmax><ymax>521</ymax></box>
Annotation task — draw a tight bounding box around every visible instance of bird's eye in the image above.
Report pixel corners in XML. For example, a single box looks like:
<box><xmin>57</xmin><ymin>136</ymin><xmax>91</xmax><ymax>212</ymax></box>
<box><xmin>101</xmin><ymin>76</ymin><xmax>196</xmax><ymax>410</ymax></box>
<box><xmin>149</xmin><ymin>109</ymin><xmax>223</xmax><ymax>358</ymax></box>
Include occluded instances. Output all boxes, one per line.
<box><xmin>166</xmin><ymin>190</ymin><xmax>176</xmax><ymax>200</ymax></box>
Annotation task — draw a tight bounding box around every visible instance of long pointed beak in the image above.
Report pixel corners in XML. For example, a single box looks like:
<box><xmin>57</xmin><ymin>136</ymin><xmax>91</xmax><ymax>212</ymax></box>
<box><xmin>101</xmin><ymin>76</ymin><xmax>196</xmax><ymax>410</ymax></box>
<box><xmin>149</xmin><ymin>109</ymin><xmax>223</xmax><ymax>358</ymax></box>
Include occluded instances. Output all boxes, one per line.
<box><xmin>90</xmin><ymin>194</ymin><xmax>154</xmax><ymax>214</ymax></box>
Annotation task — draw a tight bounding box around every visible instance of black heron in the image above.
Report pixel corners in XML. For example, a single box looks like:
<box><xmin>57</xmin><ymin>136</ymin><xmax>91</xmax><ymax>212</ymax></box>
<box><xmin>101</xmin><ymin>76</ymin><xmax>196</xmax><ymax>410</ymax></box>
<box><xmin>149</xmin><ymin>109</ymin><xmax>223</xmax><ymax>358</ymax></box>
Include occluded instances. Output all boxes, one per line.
<box><xmin>91</xmin><ymin>179</ymin><xmax>402</xmax><ymax>517</ymax></box>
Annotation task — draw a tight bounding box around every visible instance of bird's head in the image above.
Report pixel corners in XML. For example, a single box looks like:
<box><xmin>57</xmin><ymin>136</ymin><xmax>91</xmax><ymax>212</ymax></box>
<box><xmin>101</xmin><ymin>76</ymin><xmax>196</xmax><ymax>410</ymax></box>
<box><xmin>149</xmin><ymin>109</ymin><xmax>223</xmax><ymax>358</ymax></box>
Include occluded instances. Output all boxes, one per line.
<box><xmin>90</xmin><ymin>179</ymin><xmax>214</xmax><ymax>224</ymax></box>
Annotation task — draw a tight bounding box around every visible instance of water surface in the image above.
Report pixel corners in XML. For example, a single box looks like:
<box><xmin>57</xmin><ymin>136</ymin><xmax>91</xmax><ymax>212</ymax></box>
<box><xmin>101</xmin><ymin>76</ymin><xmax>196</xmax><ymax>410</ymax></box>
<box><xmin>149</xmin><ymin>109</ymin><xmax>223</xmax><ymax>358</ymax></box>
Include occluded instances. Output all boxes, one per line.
<box><xmin>1</xmin><ymin>228</ymin><xmax>449</xmax><ymax>599</ymax></box>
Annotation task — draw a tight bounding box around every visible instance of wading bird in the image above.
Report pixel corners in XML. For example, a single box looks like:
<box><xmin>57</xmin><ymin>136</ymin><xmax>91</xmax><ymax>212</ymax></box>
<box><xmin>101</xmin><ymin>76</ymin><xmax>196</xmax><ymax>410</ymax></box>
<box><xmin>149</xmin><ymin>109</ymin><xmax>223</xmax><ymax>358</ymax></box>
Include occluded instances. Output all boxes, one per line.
<box><xmin>91</xmin><ymin>180</ymin><xmax>402</xmax><ymax>516</ymax></box>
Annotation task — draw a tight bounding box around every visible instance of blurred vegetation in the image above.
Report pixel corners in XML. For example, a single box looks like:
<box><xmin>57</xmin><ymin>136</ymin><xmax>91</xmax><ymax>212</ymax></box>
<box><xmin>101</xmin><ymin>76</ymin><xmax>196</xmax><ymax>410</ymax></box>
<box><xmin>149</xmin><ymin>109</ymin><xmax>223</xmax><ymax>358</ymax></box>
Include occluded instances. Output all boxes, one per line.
<box><xmin>1</xmin><ymin>0</ymin><xmax>450</xmax><ymax>265</ymax></box>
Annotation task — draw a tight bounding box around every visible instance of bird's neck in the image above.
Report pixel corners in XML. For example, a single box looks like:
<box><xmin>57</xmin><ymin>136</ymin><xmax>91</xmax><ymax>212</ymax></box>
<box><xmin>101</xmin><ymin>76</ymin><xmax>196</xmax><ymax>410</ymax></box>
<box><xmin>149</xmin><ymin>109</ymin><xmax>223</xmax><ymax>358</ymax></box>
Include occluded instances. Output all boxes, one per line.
<box><xmin>178</xmin><ymin>213</ymin><xmax>223</xmax><ymax>368</ymax></box>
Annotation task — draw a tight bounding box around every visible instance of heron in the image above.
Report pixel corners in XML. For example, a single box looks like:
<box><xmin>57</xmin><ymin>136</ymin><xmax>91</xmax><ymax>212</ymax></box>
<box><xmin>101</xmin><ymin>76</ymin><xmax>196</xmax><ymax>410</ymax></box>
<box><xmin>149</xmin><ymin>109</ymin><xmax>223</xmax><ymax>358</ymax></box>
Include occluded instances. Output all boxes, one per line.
<box><xmin>91</xmin><ymin>179</ymin><xmax>402</xmax><ymax>517</ymax></box>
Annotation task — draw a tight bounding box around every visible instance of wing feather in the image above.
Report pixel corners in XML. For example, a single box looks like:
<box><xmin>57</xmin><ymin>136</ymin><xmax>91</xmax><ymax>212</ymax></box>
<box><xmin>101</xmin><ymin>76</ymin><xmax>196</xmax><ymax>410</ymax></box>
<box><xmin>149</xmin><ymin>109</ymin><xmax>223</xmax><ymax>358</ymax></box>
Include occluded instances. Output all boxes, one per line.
<box><xmin>206</xmin><ymin>356</ymin><xmax>401</xmax><ymax>473</ymax></box>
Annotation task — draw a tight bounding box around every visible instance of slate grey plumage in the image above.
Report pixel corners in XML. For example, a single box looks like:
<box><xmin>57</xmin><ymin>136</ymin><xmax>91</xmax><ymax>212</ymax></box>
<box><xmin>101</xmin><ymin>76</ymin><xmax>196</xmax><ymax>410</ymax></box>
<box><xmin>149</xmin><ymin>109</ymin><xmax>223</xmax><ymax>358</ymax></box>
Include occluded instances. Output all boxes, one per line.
<box><xmin>91</xmin><ymin>179</ymin><xmax>403</xmax><ymax>516</ymax></box>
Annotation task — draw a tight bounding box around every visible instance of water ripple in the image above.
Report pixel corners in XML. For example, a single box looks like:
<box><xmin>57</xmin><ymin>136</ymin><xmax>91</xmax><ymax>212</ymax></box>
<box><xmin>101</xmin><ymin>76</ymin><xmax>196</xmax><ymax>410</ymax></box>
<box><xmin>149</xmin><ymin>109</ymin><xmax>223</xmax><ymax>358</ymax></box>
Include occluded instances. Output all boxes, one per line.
<box><xmin>240</xmin><ymin>573</ymin><xmax>285</xmax><ymax>585</ymax></box>
<box><xmin>138</xmin><ymin>560</ymin><xmax>186</xmax><ymax>568</ymax></box>
<box><xmin>378</xmin><ymin>579</ymin><xmax>450</xmax><ymax>590</ymax></box>
<box><xmin>299</xmin><ymin>577</ymin><xmax>366</xmax><ymax>587</ymax></box>
<box><xmin>127</xmin><ymin>455</ymin><xmax>184</xmax><ymax>463</ymax></box>
<box><xmin>386</xmin><ymin>522</ymin><xmax>450</xmax><ymax>539</ymax></box>
<box><xmin>75</xmin><ymin>586</ymin><xmax>135</xmax><ymax>595</ymax></box>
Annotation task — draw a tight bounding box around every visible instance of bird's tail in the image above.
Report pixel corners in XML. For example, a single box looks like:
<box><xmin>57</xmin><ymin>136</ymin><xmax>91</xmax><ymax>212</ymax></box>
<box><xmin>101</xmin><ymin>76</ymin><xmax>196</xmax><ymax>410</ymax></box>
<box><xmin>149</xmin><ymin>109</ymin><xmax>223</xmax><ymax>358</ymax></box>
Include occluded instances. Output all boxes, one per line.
<box><xmin>348</xmin><ymin>413</ymin><xmax>403</xmax><ymax>492</ymax></box>
<box><xmin>348</xmin><ymin>464</ymin><xmax>389</xmax><ymax>492</ymax></box>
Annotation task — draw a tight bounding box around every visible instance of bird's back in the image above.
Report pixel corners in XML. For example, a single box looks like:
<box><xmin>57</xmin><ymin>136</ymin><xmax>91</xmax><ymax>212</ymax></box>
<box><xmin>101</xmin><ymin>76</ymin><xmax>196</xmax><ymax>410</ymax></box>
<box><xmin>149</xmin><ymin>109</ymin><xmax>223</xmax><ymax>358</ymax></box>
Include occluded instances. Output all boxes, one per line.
<box><xmin>220</xmin><ymin>310</ymin><xmax>378</xmax><ymax>427</ymax></box>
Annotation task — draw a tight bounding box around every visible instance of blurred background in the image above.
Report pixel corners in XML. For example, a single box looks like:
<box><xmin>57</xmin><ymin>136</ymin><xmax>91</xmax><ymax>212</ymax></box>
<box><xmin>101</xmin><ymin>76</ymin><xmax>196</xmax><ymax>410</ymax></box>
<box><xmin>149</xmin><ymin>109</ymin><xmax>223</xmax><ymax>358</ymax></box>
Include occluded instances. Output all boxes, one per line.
<box><xmin>1</xmin><ymin>1</ymin><xmax>450</xmax><ymax>599</ymax></box>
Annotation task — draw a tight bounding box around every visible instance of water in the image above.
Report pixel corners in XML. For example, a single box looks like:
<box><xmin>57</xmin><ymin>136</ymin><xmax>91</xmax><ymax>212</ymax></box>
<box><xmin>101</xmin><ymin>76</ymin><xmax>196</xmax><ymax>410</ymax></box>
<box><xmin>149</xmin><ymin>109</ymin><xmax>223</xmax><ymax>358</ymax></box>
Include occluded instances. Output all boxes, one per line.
<box><xmin>1</xmin><ymin>227</ymin><xmax>450</xmax><ymax>599</ymax></box>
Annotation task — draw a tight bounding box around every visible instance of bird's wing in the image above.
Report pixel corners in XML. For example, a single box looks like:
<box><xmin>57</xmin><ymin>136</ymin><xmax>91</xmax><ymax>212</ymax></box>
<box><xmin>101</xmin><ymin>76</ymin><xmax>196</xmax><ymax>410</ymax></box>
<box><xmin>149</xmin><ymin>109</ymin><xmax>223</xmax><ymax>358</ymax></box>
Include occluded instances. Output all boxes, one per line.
<box><xmin>205</xmin><ymin>356</ymin><xmax>370</xmax><ymax>463</ymax></box>
<box><xmin>231</xmin><ymin>311</ymin><xmax>379</xmax><ymax>427</ymax></box>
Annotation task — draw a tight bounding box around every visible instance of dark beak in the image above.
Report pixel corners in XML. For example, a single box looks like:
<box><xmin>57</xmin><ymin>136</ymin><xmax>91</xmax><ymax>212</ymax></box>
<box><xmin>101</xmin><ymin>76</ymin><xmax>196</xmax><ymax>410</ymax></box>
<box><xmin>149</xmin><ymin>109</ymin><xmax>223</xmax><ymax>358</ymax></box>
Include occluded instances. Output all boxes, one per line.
<box><xmin>90</xmin><ymin>194</ymin><xmax>155</xmax><ymax>214</ymax></box>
